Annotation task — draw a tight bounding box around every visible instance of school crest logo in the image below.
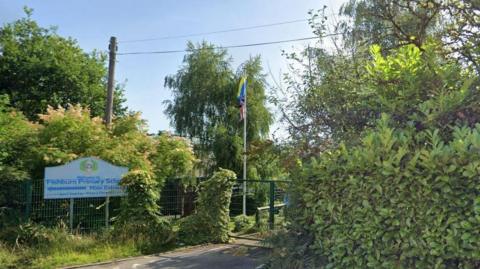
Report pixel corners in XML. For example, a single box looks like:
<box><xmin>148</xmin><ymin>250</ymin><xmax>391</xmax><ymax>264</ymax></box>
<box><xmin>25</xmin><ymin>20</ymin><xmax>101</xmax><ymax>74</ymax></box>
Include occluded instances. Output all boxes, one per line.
<box><xmin>80</xmin><ymin>159</ymin><xmax>98</xmax><ymax>174</ymax></box>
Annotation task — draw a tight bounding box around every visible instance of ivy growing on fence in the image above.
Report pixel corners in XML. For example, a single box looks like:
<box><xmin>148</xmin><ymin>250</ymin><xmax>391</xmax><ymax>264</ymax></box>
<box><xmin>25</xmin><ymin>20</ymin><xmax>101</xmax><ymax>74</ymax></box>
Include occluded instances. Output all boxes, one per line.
<box><xmin>178</xmin><ymin>168</ymin><xmax>236</xmax><ymax>245</ymax></box>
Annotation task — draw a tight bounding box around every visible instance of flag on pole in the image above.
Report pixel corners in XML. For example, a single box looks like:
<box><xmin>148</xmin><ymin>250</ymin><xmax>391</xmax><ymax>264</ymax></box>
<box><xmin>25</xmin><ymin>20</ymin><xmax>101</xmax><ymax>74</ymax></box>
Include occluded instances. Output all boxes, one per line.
<box><xmin>237</xmin><ymin>76</ymin><xmax>247</xmax><ymax>121</ymax></box>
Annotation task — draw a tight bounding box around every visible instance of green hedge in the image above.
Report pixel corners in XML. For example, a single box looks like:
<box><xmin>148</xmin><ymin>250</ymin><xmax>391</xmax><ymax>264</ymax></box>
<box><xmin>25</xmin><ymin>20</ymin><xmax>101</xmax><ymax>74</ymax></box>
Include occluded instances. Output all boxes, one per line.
<box><xmin>233</xmin><ymin>214</ymin><xmax>253</xmax><ymax>232</ymax></box>
<box><xmin>117</xmin><ymin>170</ymin><xmax>173</xmax><ymax>250</ymax></box>
<box><xmin>285</xmin><ymin>117</ymin><xmax>480</xmax><ymax>268</ymax></box>
<box><xmin>179</xmin><ymin>168</ymin><xmax>236</xmax><ymax>245</ymax></box>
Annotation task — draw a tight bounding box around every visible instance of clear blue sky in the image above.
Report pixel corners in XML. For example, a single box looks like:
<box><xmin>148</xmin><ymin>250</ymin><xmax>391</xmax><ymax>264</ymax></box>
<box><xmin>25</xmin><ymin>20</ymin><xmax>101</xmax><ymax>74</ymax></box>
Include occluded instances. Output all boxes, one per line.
<box><xmin>0</xmin><ymin>0</ymin><xmax>344</xmax><ymax>135</ymax></box>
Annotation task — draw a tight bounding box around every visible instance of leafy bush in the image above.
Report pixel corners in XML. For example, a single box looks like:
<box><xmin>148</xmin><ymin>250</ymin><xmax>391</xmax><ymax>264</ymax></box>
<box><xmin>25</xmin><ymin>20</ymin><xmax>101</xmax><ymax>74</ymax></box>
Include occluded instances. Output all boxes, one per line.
<box><xmin>36</xmin><ymin>104</ymin><xmax>196</xmax><ymax>185</ymax></box>
<box><xmin>0</xmin><ymin>102</ymin><xmax>196</xmax><ymax>231</ymax></box>
<box><xmin>0</xmin><ymin>224</ymin><xmax>157</xmax><ymax>269</ymax></box>
<box><xmin>115</xmin><ymin>220</ymin><xmax>173</xmax><ymax>253</ymax></box>
<box><xmin>150</xmin><ymin>133</ymin><xmax>197</xmax><ymax>217</ymax></box>
<box><xmin>279</xmin><ymin>116</ymin><xmax>480</xmax><ymax>268</ymax></box>
<box><xmin>0</xmin><ymin>96</ymin><xmax>37</xmax><ymax>226</ymax></box>
<box><xmin>36</xmin><ymin>105</ymin><xmax>154</xmax><ymax>173</ymax></box>
<box><xmin>118</xmin><ymin>170</ymin><xmax>161</xmax><ymax>224</ymax></box>
<box><xmin>0</xmin><ymin>222</ymin><xmax>74</xmax><ymax>258</ymax></box>
<box><xmin>178</xmin><ymin>169</ymin><xmax>236</xmax><ymax>245</ymax></box>
<box><xmin>14</xmin><ymin>222</ymin><xmax>59</xmax><ymax>247</ymax></box>
<box><xmin>116</xmin><ymin>170</ymin><xmax>174</xmax><ymax>250</ymax></box>
<box><xmin>150</xmin><ymin>133</ymin><xmax>197</xmax><ymax>182</ymax></box>
<box><xmin>233</xmin><ymin>214</ymin><xmax>253</xmax><ymax>233</ymax></box>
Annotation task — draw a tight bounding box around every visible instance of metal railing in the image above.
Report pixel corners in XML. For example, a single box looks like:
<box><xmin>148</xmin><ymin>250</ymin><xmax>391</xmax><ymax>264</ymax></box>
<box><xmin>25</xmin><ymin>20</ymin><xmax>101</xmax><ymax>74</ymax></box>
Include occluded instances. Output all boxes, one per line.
<box><xmin>230</xmin><ymin>179</ymin><xmax>290</xmax><ymax>230</ymax></box>
<box><xmin>6</xmin><ymin>178</ymin><xmax>289</xmax><ymax>232</ymax></box>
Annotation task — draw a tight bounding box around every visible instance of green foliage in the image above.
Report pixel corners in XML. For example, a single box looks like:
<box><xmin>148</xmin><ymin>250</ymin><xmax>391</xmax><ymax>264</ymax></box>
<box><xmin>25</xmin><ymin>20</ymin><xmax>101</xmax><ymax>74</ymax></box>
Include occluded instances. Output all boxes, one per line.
<box><xmin>229</xmin><ymin>193</ymin><xmax>258</xmax><ymax>216</ymax></box>
<box><xmin>35</xmin><ymin>105</ymin><xmax>154</xmax><ymax>177</ymax></box>
<box><xmin>274</xmin><ymin>3</ymin><xmax>480</xmax><ymax>266</ymax></box>
<box><xmin>0</xmin><ymin>11</ymin><xmax>126</xmax><ymax>120</ymax></box>
<box><xmin>0</xmin><ymin>222</ymin><xmax>173</xmax><ymax>269</ymax></box>
<box><xmin>279</xmin><ymin>1</ymin><xmax>479</xmax><ymax>157</ymax></box>
<box><xmin>279</xmin><ymin>41</ymin><xmax>478</xmax><ymax>154</ymax></box>
<box><xmin>232</xmin><ymin>214</ymin><xmax>253</xmax><ymax>233</ymax></box>
<box><xmin>118</xmin><ymin>170</ymin><xmax>162</xmax><ymax>224</ymax></box>
<box><xmin>0</xmin><ymin>242</ymin><xmax>16</xmax><ymax>269</ymax></box>
<box><xmin>0</xmin><ymin>96</ymin><xmax>37</xmax><ymax>227</ymax></box>
<box><xmin>116</xmin><ymin>170</ymin><xmax>174</xmax><ymax>250</ymax></box>
<box><xmin>115</xmin><ymin>220</ymin><xmax>173</xmax><ymax>253</ymax></box>
<box><xmin>178</xmin><ymin>169</ymin><xmax>236</xmax><ymax>245</ymax></box>
<box><xmin>339</xmin><ymin>0</ymin><xmax>442</xmax><ymax>51</ymax></box>
<box><xmin>2</xmin><ymin>222</ymin><xmax>71</xmax><ymax>249</ymax></box>
<box><xmin>340</xmin><ymin>0</ymin><xmax>479</xmax><ymax>73</ymax></box>
<box><xmin>165</xmin><ymin>42</ymin><xmax>234</xmax><ymax>143</ymax></box>
<box><xmin>37</xmin><ymin>105</ymin><xmax>110</xmax><ymax>167</ymax></box>
<box><xmin>278</xmin><ymin>42</ymin><xmax>371</xmax><ymax>151</ymax></box>
<box><xmin>278</xmin><ymin>116</ymin><xmax>480</xmax><ymax>268</ymax></box>
<box><xmin>29</xmin><ymin>103</ymin><xmax>195</xmax><ymax>185</ymax></box>
<box><xmin>107</xmin><ymin>113</ymin><xmax>155</xmax><ymax>171</ymax></box>
<box><xmin>0</xmin><ymin>95</ymin><xmax>35</xmax><ymax>181</ymax></box>
<box><xmin>363</xmin><ymin>43</ymin><xmax>478</xmax><ymax>131</ymax></box>
<box><xmin>165</xmin><ymin>42</ymin><xmax>273</xmax><ymax>175</ymax></box>
<box><xmin>0</xmin><ymin>103</ymin><xmax>196</xmax><ymax>235</ymax></box>
<box><xmin>150</xmin><ymin>133</ymin><xmax>197</xmax><ymax>185</ymax></box>
<box><xmin>248</xmin><ymin>140</ymin><xmax>288</xmax><ymax>180</ymax></box>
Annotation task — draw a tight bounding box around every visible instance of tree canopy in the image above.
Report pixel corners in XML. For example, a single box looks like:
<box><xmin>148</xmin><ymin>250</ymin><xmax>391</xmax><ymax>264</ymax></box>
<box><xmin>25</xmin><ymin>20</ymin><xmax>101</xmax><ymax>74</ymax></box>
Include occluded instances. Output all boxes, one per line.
<box><xmin>268</xmin><ymin>1</ymin><xmax>480</xmax><ymax>267</ymax></box>
<box><xmin>0</xmin><ymin>101</ymin><xmax>197</xmax><ymax>223</ymax></box>
<box><xmin>0</xmin><ymin>9</ymin><xmax>126</xmax><ymax>120</ymax></box>
<box><xmin>276</xmin><ymin>0</ymin><xmax>479</xmax><ymax>156</ymax></box>
<box><xmin>165</xmin><ymin>41</ymin><xmax>273</xmax><ymax>175</ymax></box>
<box><xmin>340</xmin><ymin>0</ymin><xmax>479</xmax><ymax>72</ymax></box>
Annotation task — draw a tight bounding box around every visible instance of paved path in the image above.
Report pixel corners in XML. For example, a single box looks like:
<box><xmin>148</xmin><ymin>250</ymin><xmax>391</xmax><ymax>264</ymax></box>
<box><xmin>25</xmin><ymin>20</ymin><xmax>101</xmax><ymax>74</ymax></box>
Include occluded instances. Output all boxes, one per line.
<box><xmin>66</xmin><ymin>240</ymin><xmax>267</xmax><ymax>269</ymax></box>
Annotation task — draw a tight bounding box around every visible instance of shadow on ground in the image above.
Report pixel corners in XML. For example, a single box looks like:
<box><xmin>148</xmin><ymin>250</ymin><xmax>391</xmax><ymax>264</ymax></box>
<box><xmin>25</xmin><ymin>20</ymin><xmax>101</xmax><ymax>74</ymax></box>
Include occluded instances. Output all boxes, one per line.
<box><xmin>143</xmin><ymin>246</ymin><xmax>267</xmax><ymax>269</ymax></box>
<box><xmin>69</xmin><ymin>240</ymin><xmax>269</xmax><ymax>269</ymax></box>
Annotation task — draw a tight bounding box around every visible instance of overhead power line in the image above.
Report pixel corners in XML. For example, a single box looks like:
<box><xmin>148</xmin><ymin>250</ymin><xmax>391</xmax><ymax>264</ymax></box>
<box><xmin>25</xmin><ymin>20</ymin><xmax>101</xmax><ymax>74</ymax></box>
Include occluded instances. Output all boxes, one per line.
<box><xmin>120</xmin><ymin>19</ymin><xmax>308</xmax><ymax>43</ymax></box>
<box><xmin>117</xmin><ymin>33</ymin><xmax>343</xmax><ymax>56</ymax></box>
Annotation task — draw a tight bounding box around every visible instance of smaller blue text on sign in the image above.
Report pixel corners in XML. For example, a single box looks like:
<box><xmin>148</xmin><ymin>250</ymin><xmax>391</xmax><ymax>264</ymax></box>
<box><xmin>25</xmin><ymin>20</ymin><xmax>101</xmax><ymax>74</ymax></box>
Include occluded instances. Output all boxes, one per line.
<box><xmin>44</xmin><ymin>157</ymin><xmax>128</xmax><ymax>199</ymax></box>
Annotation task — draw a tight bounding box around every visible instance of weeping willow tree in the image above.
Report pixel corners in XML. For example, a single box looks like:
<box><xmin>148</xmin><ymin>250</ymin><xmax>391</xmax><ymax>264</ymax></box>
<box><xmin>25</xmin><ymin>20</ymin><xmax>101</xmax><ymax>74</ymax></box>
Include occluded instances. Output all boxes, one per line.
<box><xmin>164</xmin><ymin>41</ymin><xmax>273</xmax><ymax>176</ymax></box>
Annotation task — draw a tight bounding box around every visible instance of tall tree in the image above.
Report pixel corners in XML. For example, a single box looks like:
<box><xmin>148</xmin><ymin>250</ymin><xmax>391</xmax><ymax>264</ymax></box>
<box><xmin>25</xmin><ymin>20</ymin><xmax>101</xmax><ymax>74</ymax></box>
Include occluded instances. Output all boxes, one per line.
<box><xmin>339</xmin><ymin>0</ymin><xmax>479</xmax><ymax>72</ymax></box>
<box><xmin>269</xmin><ymin>2</ymin><xmax>480</xmax><ymax>266</ymax></box>
<box><xmin>275</xmin><ymin>0</ymin><xmax>479</xmax><ymax>156</ymax></box>
<box><xmin>0</xmin><ymin>8</ymin><xmax>127</xmax><ymax>120</ymax></box>
<box><xmin>164</xmin><ymin>42</ymin><xmax>272</xmax><ymax>174</ymax></box>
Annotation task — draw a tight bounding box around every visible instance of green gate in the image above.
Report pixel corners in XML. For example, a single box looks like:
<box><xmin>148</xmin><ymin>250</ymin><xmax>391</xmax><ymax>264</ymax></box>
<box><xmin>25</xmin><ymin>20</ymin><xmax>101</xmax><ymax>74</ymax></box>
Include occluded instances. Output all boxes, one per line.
<box><xmin>229</xmin><ymin>179</ymin><xmax>290</xmax><ymax>230</ymax></box>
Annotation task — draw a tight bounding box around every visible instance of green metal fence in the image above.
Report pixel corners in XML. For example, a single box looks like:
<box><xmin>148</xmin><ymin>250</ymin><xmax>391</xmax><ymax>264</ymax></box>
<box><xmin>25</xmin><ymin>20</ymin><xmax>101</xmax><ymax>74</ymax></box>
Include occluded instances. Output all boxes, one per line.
<box><xmin>22</xmin><ymin>179</ymin><xmax>194</xmax><ymax>232</ymax></box>
<box><xmin>28</xmin><ymin>178</ymin><xmax>120</xmax><ymax>232</ymax></box>
<box><xmin>12</xmin><ymin>178</ymin><xmax>288</xmax><ymax>232</ymax></box>
<box><xmin>229</xmin><ymin>179</ymin><xmax>289</xmax><ymax>230</ymax></box>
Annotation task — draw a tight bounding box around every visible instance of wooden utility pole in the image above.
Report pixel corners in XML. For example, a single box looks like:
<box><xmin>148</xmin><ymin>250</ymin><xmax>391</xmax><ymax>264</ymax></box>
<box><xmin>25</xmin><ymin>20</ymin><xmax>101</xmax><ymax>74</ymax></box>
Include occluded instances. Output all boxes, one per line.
<box><xmin>105</xmin><ymin>36</ymin><xmax>117</xmax><ymax>126</ymax></box>
<box><xmin>104</xmin><ymin>37</ymin><xmax>116</xmax><ymax>228</ymax></box>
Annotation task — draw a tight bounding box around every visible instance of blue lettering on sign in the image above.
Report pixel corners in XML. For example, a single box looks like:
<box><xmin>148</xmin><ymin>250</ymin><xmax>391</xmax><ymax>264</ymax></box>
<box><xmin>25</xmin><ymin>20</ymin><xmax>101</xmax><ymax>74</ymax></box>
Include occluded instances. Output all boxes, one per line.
<box><xmin>48</xmin><ymin>186</ymin><xmax>86</xmax><ymax>191</ymax></box>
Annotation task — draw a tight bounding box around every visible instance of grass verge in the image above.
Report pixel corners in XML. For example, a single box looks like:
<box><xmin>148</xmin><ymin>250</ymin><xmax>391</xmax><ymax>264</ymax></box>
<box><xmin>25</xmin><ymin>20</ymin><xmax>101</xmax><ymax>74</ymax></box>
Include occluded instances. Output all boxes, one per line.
<box><xmin>0</xmin><ymin>223</ymin><xmax>178</xmax><ymax>269</ymax></box>
<box><xmin>0</xmin><ymin>236</ymin><xmax>148</xmax><ymax>269</ymax></box>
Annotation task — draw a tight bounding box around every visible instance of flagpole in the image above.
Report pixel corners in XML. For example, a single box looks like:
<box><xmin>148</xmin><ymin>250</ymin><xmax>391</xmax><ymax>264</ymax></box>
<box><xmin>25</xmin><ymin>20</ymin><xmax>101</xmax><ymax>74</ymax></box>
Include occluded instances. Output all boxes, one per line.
<box><xmin>242</xmin><ymin>78</ymin><xmax>247</xmax><ymax>216</ymax></box>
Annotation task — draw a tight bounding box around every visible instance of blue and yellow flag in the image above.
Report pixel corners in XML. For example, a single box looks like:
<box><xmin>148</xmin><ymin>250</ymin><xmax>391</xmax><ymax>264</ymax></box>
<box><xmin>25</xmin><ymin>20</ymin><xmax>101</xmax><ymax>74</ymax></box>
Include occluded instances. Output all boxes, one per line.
<box><xmin>237</xmin><ymin>77</ymin><xmax>247</xmax><ymax>120</ymax></box>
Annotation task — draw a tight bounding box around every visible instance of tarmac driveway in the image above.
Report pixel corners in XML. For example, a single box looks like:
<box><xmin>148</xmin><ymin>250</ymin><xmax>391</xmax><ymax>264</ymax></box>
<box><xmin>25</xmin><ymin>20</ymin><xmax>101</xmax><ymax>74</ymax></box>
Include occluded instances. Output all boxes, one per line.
<box><xmin>65</xmin><ymin>241</ymin><xmax>268</xmax><ymax>269</ymax></box>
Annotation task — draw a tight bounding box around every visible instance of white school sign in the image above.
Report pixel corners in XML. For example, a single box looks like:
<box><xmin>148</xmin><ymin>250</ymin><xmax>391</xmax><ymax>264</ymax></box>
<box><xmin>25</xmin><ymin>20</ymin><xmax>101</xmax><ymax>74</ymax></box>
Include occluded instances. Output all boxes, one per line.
<box><xmin>44</xmin><ymin>157</ymin><xmax>128</xmax><ymax>199</ymax></box>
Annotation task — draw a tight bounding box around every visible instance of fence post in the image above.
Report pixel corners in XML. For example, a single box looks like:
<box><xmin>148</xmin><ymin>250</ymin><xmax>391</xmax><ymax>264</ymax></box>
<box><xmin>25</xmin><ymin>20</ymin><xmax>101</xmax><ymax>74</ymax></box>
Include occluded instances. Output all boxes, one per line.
<box><xmin>69</xmin><ymin>198</ymin><xmax>74</xmax><ymax>232</ymax></box>
<box><xmin>25</xmin><ymin>180</ymin><xmax>32</xmax><ymax>221</ymax></box>
<box><xmin>269</xmin><ymin>181</ymin><xmax>275</xmax><ymax>230</ymax></box>
<box><xmin>105</xmin><ymin>195</ymin><xmax>109</xmax><ymax>229</ymax></box>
